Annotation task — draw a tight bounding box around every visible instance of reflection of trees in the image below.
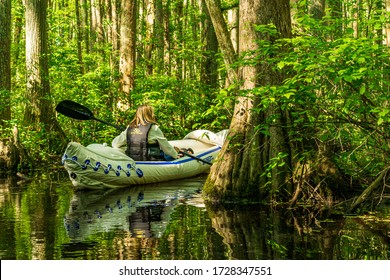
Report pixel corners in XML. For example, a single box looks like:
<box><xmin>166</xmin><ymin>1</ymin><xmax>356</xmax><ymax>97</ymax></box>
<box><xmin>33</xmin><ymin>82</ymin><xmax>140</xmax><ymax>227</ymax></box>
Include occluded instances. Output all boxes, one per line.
<box><xmin>0</xmin><ymin>176</ymin><xmax>74</xmax><ymax>260</ymax></box>
<box><xmin>1</xmin><ymin>175</ymin><xmax>389</xmax><ymax>260</ymax></box>
<box><xmin>18</xmin><ymin>179</ymin><xmax>64</xmax><ymax>259</ymax></box>
<box><xmin>0</xmin><ymin>178</ymin><xmax>18</xmax><ymax>259</ymax></box>
<box><xmin>206</xmin><ymin>204</ymin><xmax>273</xmax><ymax>259</ymax></box>
<box><xmin>206</xmin><ymin>204</ymin><xmax>349</xmax><ymax>260</ymax></box>
<box><xmin>157</xmin><ymin>205</ymin><xmax>228</xmax><ymax>260</ymax></box>
<box><xmin>335</xmin><ymin>216</ymin><xmax>390</xmax><ymax>260</ymax></box>
<box><xmin>289</xmin><ymin>209</ymin><xmax>345</xmax><ymax>260</ymax></box>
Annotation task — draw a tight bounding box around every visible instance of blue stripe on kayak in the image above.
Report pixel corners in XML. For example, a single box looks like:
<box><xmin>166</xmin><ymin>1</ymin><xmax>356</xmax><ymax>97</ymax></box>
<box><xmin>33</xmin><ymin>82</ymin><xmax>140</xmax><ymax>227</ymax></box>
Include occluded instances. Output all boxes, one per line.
<box><xmin>134</xmin><ymin>146</ymin><xmax>221</xmax><ymax>166</ymax></box>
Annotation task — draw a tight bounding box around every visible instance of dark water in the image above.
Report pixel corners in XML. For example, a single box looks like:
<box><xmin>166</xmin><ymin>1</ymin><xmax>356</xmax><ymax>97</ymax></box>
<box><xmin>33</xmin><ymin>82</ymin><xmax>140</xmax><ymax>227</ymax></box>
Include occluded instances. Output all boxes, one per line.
<box><xmin>0</xmin><ymin>171</ymin><xmax>389</xmax><ymax>260</ymax></box>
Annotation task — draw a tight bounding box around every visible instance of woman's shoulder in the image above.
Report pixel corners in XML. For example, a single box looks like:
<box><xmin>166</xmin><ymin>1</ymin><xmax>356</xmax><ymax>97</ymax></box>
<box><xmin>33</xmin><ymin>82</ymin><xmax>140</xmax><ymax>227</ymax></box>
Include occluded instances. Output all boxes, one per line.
<box><xmin>150</xmin><ymin>123</ymin><xmax>160</xmax><ymax>129</ymax></box>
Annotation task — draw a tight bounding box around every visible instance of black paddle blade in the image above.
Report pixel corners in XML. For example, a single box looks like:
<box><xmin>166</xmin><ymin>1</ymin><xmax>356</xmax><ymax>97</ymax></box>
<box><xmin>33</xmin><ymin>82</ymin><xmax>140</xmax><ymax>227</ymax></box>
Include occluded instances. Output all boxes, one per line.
<box><xmin>56</xmin><ymin>100</ymin><xmax>94</xmax><ymax>120</ymax></box>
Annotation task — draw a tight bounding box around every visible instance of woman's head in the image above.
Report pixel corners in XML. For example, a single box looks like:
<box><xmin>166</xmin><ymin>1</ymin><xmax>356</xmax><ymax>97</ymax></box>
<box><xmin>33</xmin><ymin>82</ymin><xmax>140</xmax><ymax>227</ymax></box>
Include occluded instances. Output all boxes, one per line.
<box><xmin>130</xmin><ymin>104</ymin><xmax>157</xmax><ymax>127</ymax></box>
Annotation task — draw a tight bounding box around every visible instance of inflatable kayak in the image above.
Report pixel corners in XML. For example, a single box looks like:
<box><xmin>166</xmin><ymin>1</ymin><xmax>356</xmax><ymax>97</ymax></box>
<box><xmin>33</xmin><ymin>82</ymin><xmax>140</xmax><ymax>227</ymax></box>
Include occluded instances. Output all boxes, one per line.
<box><xmin>62</xmin><ymin>129</ymin><xmax>227</xmax><ymax>189</ymax></box>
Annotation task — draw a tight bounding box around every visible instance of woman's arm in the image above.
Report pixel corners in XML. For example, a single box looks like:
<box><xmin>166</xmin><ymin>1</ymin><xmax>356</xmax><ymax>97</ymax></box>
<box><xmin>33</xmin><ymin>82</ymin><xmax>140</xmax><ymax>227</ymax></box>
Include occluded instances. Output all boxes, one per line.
<box><xmin>149</xmin><ymin>125</ymin><xmax>179</xmax><ymax>158</ymax></box>
<box><xmin>112</xmin><ymin>128</ymin><xmax>127</xmax><ymax>148</ymax></box>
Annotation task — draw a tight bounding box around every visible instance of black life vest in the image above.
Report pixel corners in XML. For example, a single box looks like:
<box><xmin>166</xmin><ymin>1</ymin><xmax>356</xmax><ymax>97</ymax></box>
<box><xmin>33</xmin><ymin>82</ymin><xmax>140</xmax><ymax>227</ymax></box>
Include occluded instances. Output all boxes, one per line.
<box><xmin>125</xmin><ymin>123</ymin><xmax>163</xmax><ymax>161</ymax></box>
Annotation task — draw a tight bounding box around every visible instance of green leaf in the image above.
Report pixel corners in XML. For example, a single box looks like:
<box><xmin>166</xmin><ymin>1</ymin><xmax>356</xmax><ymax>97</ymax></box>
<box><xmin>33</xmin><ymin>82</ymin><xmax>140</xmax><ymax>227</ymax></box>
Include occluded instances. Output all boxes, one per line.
<box><xmin>277</xmin><ymin>61</ymin><xmax>285</xmax><ymax>69</ymax></box>
<box><xmin>283</xmin><ymin>91</ymin><xmax>295</xmax><ymax>99</ymax></box>
<box><xmin>359</xmin><ymin>85</ymin><xmax>366</xmax><ymax>95</ymax></box>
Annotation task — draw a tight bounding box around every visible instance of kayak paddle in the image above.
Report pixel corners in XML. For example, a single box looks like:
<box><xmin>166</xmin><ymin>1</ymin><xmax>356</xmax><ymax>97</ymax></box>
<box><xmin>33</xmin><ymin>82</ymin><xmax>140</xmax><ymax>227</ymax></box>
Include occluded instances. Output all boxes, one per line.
<box><xmin>55</xmin><ymin>100</ymin><xmax>125</xmax><ymax>131</ymax></box>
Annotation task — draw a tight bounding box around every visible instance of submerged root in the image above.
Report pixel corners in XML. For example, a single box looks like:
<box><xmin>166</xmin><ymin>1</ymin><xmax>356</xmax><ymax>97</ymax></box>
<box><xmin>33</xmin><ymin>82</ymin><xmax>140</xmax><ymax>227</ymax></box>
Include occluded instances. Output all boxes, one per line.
<box><xmin>288</xmin><ymin>159</ymin><xmax>340</xmax><ymax>210</ymax></box>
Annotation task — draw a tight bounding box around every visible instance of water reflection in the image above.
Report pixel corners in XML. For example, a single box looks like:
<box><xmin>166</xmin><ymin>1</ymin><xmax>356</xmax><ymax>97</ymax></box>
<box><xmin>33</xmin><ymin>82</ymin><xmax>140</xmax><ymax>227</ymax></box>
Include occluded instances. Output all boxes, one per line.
<box><xmin>64</xmin><ymin>180</ymin><xmax>202</xmax><ymax>241</ymax></box>
<box><xmin>0</xmin><ymin>172</ymin><xmax>389</xmax><ymax>260</ymax></box>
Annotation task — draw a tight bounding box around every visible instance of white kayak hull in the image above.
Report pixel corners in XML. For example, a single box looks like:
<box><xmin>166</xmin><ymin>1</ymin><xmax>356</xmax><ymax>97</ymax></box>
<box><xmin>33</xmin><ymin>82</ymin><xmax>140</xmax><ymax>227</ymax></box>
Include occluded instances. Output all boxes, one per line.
<box><xmin>61</xmin><ymin>130</ymin><xmax>227</xmax><ymax>189</ymax></box>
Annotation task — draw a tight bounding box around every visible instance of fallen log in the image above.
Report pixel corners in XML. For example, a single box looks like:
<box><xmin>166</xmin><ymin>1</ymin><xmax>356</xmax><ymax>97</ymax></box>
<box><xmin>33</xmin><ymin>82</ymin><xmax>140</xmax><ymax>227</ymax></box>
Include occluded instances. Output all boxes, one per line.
<box><xmin>349</xmin><ymin>166</ymin><xmax>390</xmax><ymax>213</ymax></box>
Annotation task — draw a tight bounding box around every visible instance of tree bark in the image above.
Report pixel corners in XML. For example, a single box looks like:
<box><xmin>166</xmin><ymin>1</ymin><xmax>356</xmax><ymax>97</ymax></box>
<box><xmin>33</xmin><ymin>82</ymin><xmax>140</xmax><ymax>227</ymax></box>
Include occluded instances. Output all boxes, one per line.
<box><xmin>204</xmin><ymin>0</ymin><xmax>262</xmax><ymax>201</ymax></box>
<box><xmin>164</xmin><ymin>0</ymin><xmax>171</xmax><ymax>76</ymax></box>
<box><xmin>75</xmin><ymin>0</ymin><xmax>84</xmax><ymax>74</ymax></box>
<box><xmin>204</xmin><ymin>0</ymin><xmax>237</xmax><ymax>84</ymax></box>
<box><xmin>0</xmin><ymin>0</ymin><xmax>11</xmax><ymax>126</ymax></box>
<box><xmin>24</xmin><ymin>0</ymin><xmax>66</xmax><ymax>149</ymax></box>
<box><xmin>308</xmin><ymin>0</ymin><xmax>325</xmax><ymax>19</ymax></box>
<box><xmin>119</xmin><ymin>0</ymin><xmax>137</xmax><ymax>97</ymax></box>
<box><xmin>204</xmin><ymin>0</ymin><xmax>293</xmax><ymax>203</ymax></box>
<box><xmin>90</xmin><ymin>0</ymin><xmax>104</xmax><ymax>44</ymax></box>
<box><xmin>81</xmin><ymin>0</ymin><xmax>90</xmax><ymax>53</ymax></box>
<box><xmin>227</xmin><ymin>6</ymin><xmax>238</xmax><ymax>52</ymax></box>
<box><xmin>200</xmin><ymin>0</ymin><xmax>218</xmax><ymax>88</ymax></box>
<box><xmin>144</xmin><ymin>0</ymin><xmax>154</xmax><ymax>75</ymax></box>
<box><xmin>110</xmin><ymin>0</ymin><xmax>120</xmax><ymax>68</ymax></box>
<box><xmin>155</xmin><ymin>0</ymin><xmax>164</xmax><ymax>74</ymax></box>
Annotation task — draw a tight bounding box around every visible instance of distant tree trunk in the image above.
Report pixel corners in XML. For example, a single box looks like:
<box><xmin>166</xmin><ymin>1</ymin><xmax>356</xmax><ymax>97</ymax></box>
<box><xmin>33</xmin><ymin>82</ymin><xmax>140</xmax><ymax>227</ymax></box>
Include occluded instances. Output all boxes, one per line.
<box><xmin>204</xmin><ymin>0</ymin><xmax>293</xmax><ymax>203</ymax></box>
<box><xmin>110</xmin><ymin>0</ymin><xmax>120</xmax><ymax>68</ymax></box>
<box><xmin>204</xmin><ymin>0</ymin><xmax>237</xmax><ymax>84</ymax></box>
<box><xmin>75</xmin><ymin>0</ymin><xmax>84</xmax><ymax>74</ymax></box>
<box><xmin>24</xmin><ymin>0</ymin><xmax>66</xmax><ymax>150</ymax></box>
<box><xmin>0</xmin><ymin>0</ymin><xmax>11</xmax><ymax>126</ymax></box>
<box><xmin>163</xmin><ymin>0</ymin><xmax>171</xmax><ymax>75</ymax></box>
<box><xmin>155</xmin><ymin>0</ymin><xmax>164</xmax><ymax>74</ymax></box>
<box><xmin>200</xmin><ymin>0</ymin><xmax>218</xmax><ymax>88</ymax></box>
<box><xmin>144</xmin><ymin>0</ymin><xmax>154</xmax><ymax>75</ymax></box>
<box><xmin>329</xmin><ymin>0</ymin><xmax>342</xmax><ymax>39</ymax></box>
<box><xmin>119</xmin><ymin>0</ymin><xmax>137</xmax><ymax>98</ymax></box>
<box><xmin>81</xmin><ymin>0</ymin><xmax>90</xmax><ymax>53</ymax></box>
<box><xmin>174</xmin><ymin>1</ymin><xmax>184</xmax><ymax>79</ymax></box>
<box><xmin>308</xmin><ymin>0</ymin><xmax>325</xmax><ymax>19</ymax></box>
<box><xmin>12</xmin><ymin>5</ymin><xmax>23</xmax><ymax>70</ymax></box>
<box><xmin>90</xmin><ymin>0</ymin><xmax>104</xmax><ymax>45</ymax></box>
<box><xmin>105</xmin><ymin>0</ymin><xmax>112</xmax><ymax>44</ymax></box>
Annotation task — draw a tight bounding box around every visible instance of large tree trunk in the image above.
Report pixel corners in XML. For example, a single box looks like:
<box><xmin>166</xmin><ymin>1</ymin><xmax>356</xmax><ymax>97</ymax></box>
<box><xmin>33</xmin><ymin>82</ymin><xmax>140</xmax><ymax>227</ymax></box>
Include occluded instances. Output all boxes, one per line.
<box><xmin>24</xmin><ymin>0</ymin><xmax>66</xmax><ymax>150</ymax></box>
<box><xmin>204</xmin><ymin>0</ymin><xmax>261</xmax><ymax>201</ymax></box>
<box><xmin>204</xmin><ymin>0</ymin><xmax>293</xmax><ymax>203</ymax></box>
<box><xmin>119</xmin><ymin>0</ymin><xmax>137</xmax><ymax>98</ymax></box>
<box><xmin>0</xmin><ymin>0</ymin><xmax>11</xmax><ymax>126</ymax></box>
<box><xmin>0</xmin><ymin>0</ymin><xmax>18</xmax><ymax>174</ymax></box>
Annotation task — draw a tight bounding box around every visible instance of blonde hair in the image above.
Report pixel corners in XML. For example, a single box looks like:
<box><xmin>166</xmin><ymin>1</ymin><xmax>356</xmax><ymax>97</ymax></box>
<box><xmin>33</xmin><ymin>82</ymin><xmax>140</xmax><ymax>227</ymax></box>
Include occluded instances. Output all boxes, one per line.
<box><xmin>129</xmin><ymin>104</ymin><xmax>157</xmax><ymax>128</ymax></box>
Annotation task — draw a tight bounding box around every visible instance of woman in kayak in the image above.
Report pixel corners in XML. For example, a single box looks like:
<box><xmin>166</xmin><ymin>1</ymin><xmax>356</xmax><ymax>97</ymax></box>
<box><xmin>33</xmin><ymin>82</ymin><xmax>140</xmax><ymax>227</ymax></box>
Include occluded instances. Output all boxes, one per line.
<box><xmin>112</xmin><ymin>104</ymin><xmax>186</xmax><ymax>161</ymax></box>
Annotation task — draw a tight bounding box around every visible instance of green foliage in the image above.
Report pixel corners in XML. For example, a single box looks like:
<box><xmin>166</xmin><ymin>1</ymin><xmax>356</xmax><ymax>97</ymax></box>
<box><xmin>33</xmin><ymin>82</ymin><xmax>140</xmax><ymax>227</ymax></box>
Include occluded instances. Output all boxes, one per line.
<box><xmin>128</xmin><ymin>73</ymin><xmax>230</xmax><ymax>139</ymax></box>
<box><xmin>251</xmin><ymin>4</ymin><xmax>390</xmax><ymax>183</ymax></box>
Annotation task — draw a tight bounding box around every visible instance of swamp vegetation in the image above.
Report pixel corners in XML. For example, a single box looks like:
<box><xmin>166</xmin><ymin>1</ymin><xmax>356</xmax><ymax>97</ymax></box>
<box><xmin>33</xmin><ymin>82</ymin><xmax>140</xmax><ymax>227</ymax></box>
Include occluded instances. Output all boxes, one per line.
<box><xmin>0</xmin><ymin>0</ymin><xmax>389</xmax><ymax>219</ymax></box>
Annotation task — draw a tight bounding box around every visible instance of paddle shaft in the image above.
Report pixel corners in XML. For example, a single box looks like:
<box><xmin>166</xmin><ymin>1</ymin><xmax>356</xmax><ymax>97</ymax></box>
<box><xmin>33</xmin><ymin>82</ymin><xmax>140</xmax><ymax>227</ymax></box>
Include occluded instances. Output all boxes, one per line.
<box><xmin>180</xmin><ymin>150</ymin><xmax>212</xmax><ymax>165</ymax></box>
<box><xmin>91</xmin><ymin>116</ymin><xmax>124</xmax><ymax>131</ymax></box>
